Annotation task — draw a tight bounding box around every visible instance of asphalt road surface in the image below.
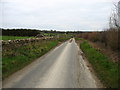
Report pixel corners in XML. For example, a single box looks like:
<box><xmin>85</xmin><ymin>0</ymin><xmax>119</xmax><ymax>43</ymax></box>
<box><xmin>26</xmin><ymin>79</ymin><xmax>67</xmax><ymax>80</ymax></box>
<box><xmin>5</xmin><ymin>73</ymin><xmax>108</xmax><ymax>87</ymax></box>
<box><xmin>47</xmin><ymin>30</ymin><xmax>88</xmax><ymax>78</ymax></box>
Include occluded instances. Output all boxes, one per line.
<box><xmin>3</xmin><ymin>38</ymin><xmax>100</xmax><ymax>88</ymax></box>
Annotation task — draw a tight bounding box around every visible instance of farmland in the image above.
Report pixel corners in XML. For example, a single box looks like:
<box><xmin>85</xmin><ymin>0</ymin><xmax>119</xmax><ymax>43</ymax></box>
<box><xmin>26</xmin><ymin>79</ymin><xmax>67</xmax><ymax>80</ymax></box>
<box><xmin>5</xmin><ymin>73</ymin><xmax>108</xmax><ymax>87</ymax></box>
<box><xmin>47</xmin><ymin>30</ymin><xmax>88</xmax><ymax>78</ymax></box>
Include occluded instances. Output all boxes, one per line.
<box><xmin>1</xmin><ymin>36</ymin><xmax>33</xmax><ymax>40</ymax></box>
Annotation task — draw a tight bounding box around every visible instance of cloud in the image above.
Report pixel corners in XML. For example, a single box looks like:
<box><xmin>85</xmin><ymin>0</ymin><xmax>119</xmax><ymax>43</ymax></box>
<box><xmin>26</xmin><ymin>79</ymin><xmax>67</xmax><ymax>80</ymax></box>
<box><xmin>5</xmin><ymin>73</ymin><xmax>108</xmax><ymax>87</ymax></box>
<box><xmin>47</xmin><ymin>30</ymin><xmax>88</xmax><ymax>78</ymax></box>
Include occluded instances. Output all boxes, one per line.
<box><xmin>1</xmin><ymin>0</ymin><xmax>119</xmax><ymax>31</ymax></box>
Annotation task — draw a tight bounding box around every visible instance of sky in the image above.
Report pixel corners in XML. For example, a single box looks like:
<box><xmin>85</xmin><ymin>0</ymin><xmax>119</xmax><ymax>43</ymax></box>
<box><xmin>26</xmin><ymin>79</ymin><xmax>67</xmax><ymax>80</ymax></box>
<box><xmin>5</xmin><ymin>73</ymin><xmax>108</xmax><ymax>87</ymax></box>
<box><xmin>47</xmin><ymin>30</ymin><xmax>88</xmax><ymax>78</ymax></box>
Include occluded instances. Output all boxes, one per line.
<box><xmin>0</xmin><ymin>0</ymin><xmax>119</xmax><ymax>31</ymax></box>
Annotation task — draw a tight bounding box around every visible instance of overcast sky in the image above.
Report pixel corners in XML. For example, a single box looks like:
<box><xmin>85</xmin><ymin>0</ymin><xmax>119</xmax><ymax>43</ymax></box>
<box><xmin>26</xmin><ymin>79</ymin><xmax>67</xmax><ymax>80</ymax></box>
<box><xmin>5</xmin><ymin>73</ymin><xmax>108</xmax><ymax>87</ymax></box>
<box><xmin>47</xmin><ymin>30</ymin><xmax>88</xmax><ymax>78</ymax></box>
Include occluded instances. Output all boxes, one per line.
<box><xmin>0</xmin><ymin>0</ymin><xmax>119</xmax><ymax>31</ymax></box>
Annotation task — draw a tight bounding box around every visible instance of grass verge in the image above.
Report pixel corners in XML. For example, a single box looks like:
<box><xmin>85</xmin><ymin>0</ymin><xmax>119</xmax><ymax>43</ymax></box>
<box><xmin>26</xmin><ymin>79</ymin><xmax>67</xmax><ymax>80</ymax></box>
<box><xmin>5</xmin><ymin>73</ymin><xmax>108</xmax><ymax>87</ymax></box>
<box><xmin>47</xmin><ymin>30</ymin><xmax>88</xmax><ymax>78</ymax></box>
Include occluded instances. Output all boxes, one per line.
<box><xmin>2</xmin><ymin>40</ymin><xmax>59</xmax><ymax>79</ymax></box>
<box><xmin>80</xmin><ymin>40</ymin><xmax>118</xmax><ymax>88</ymax></box>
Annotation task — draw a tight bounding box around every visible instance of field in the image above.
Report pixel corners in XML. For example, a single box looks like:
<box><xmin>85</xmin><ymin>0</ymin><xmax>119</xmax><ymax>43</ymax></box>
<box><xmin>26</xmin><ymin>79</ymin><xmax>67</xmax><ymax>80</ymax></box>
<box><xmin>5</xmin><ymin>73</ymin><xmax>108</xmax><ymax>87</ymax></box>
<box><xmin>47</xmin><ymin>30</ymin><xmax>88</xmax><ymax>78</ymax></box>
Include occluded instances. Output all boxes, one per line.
<box><xmin>1</xmin><ymin>36</ymin><xmax>33</xmax><ymax>40</ymax></box>
<box><xmin>80</xmin><ymin>40</ymin><xmax>118</xmax><ymax>88</ymax></box>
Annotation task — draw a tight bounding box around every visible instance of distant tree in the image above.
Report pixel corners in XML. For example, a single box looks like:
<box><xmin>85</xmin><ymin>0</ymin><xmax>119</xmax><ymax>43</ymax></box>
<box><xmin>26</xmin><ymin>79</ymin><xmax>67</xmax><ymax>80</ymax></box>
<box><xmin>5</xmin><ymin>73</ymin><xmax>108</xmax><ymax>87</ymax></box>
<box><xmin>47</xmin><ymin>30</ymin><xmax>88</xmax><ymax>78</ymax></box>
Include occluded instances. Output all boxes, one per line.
<box><xmin>2</xmin><ymin>29</ymin><xmax>40</xmax><ymax>36</ymax></box>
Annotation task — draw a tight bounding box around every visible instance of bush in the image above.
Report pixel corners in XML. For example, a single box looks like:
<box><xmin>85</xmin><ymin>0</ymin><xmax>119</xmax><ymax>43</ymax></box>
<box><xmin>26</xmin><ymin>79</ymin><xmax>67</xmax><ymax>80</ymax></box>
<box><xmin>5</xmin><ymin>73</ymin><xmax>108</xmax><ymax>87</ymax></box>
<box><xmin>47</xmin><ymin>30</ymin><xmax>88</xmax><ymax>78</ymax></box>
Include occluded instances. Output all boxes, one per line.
<box><xmin>88</xmin><ymin>32</ymin><xmax>99</xmax><ymax>42</ymax></box>
<box><xmin>77</xmin><ymin>29</ymin><xmax>119</xmax><ymax>51</ymax></box>
<box><xmin>106</xmin><ymin>29</ymin><xmax>119</xmax><ymax>50</ymax></box>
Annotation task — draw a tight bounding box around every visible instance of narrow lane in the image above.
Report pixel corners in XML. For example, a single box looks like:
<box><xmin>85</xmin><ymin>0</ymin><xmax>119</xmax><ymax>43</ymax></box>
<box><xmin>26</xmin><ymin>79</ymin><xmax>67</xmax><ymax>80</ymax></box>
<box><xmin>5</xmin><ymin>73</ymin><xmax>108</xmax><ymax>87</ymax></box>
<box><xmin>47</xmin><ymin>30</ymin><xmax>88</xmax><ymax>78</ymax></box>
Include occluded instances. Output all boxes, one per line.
<box><xmin>3</xmin><ymin>39</ymin><xmax>98</xmax><ymax>88</ymax></box>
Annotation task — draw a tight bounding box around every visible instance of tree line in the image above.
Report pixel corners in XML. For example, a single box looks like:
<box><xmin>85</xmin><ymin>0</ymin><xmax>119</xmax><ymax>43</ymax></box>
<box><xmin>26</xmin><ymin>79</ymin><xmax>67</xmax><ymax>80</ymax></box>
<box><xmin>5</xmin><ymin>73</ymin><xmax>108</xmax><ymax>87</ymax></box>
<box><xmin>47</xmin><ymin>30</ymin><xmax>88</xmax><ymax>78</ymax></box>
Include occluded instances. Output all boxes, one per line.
<box><xmin>2</xmin><ymin>29</ymin><xmax>40</xmax><ymax>36</ymax></box>
<box><xmin>1</xmin><ymin>28</ymin><xmax>84</xmax><ymax>37</ymax></box>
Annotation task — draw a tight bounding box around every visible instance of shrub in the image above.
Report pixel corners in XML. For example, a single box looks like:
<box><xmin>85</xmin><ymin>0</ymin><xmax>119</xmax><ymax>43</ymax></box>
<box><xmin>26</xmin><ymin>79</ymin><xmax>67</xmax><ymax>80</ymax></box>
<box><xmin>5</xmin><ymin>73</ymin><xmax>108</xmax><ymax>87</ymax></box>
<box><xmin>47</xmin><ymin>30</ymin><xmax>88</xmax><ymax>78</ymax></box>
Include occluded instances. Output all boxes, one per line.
<box><xmin>77</xmin><ymin>29</ymin><xmax>119</xmax><ymax>51</ymax></box>
<box><xmin>106</xmin><ymin>29</ymin><xmax>119</xmax><ymax>50</ymax></box>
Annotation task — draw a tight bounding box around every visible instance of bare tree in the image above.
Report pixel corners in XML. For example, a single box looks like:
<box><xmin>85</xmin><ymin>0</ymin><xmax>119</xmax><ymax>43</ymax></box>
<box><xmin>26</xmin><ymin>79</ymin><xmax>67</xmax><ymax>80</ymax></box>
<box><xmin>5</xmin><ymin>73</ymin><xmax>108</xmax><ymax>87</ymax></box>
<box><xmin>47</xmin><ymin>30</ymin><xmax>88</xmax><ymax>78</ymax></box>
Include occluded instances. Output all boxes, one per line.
<box><xmin>109</xmin><ymin>1</ymin><xmax>120</xmax><ymax>29</ymax></box>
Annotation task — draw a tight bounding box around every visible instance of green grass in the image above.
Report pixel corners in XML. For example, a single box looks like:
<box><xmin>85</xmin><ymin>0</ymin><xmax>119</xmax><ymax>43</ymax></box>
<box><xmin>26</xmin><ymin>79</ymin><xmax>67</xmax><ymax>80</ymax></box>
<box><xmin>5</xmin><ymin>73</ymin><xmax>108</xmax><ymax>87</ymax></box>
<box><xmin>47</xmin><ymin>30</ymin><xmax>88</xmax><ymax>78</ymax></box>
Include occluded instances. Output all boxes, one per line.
<box><xmin>80</xmin><ymin>40</ymin><xmax>118</xmax><ymax>88</ymax></box>
<box><xmin>1</xmin><ymin>36</ymin><xmax>33</xmax><ymax>40</ymax></box>
<box><xmin>2</xmin><ymin>40</ymin><xmax>59</xmax><ymax>79</ymax></box>
<box><xmin>0</xmin><ymin>36</ymin><xmax>2</xmax><ymax>40</ymax></box>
